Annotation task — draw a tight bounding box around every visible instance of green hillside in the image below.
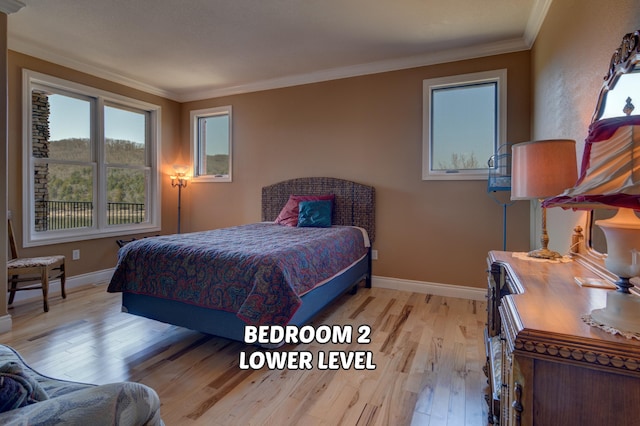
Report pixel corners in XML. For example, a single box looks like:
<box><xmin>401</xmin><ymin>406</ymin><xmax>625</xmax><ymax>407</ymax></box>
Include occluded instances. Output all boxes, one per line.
<box><xmin>206</xmin><ymin>154</ymin><xmax>230</xmax><ymax>175</ymax></box>
<box><xmin>44</xmin><ymin>138</ymin><xmax>230</xmax><ymax>202</ymax></box>
<box><xmin>46</xmin><ymin>138</ymin><xmax>145</xmax><ymax>203</ymax></box>
<box><xmin>49</xmin><ymin>138</ymin><xmax>145</xmax><ymax>164</ymax></box>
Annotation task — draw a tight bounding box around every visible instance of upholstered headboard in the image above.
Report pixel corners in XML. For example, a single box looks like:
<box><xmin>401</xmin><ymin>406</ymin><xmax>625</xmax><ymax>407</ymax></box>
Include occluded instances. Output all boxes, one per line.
<box><xmin>261</xmin><ymin>177</ymin><xmax>376</xmax><ymax>242</ymax></box>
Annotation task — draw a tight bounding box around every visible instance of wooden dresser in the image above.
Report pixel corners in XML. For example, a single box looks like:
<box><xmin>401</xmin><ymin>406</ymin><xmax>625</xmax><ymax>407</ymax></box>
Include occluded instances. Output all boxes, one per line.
<box><xmin>484</xmin><ymin>250</ymin><xmax>640</xmax><ymax>426</ymax></box>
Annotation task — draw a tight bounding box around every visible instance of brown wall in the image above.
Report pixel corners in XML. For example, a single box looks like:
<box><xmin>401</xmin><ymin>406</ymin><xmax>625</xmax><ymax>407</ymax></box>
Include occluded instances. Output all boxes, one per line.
<box><xmin>532</xmin><ymin>0</ymin><xmax>640</xmax><ymax>249</ymax></box>
<box><xmin>533</xmin><ymin>0</ymin><xmax>640</xmax><ymax>145</ymax></box>
<box><xmin>180</xmin><ymin>51</ymin><xmax>532</xmax><ymax>288</ymax></box>
<box><xmin>5</xmin><ymin>49</ymin><xmax>532</xmax><ymax>292</ymax></box>
<box><xmin>6</xmin><ymin>51</ymin><xmax>182</xmax><ymax>277</ymax></box>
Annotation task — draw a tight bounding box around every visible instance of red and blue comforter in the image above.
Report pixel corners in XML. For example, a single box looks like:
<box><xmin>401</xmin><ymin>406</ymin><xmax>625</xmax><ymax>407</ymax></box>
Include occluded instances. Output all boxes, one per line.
<box><xmin>107</xmin><ymin>223</ymin><xmax>368</xmax><ymax>326</ymax></box>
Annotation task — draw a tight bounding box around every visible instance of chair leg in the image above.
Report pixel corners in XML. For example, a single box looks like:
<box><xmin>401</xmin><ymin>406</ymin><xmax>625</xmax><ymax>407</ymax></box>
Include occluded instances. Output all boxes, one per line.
<box><xmin>41</xmin><ymin>268</ymin><xmax>49</xmax><ymax>313</ymax></box>
<box><xmin>60</xmin><ymin>263</ymin><xmax>66</xmax><ymax>300</ymax></box>
<box><xmin>8</xmin><ymin>276</ymin><xmax>18</xmax><ymax>305</ymax></box>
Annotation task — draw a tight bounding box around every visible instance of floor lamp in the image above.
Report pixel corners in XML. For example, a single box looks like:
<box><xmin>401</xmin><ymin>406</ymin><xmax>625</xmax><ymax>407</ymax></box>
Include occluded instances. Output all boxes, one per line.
<box><xmin>170</xmin><ymin>165</ymin><xmax>189</xmax><ymax>234</ymax></box>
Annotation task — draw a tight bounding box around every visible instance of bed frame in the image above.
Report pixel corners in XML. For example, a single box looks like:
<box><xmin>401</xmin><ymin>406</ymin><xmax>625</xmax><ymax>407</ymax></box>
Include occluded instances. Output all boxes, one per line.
<box><xmin>121</xmin><ymin>177</ymin><xmax>375</xmax><ymax>343</ymax></box>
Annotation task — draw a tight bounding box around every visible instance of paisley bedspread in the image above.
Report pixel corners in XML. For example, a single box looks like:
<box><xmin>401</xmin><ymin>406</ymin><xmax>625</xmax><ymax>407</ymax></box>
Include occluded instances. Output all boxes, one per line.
<box><xmin>107</xmin><ymin>223</ymin><xmax>369</xmax><ymax>326</ymax></box>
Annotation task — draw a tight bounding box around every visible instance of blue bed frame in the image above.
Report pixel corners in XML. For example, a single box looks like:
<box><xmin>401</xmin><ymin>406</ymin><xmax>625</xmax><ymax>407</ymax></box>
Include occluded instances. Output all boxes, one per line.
<box><xmin>120</xmin><ymin>177</ymin><xmax>375</xmax><ymax>343</ymax></box>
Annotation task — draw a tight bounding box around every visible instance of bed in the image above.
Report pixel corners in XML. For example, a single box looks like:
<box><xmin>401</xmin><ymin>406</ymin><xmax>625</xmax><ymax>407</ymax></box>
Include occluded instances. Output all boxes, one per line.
<box><xmin>107</xmin><ymin>177</ymin><xmax>375</xmax><ymax>343</ymax></box>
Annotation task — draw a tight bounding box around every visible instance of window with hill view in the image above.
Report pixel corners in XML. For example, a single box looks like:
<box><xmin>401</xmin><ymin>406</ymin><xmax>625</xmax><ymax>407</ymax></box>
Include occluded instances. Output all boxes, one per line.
<box><xmin>24</xmin><ymin>70</ymin><xmax>161</xmax><ymax>246</ymax></box>
<box><xmin>422</xmin><ymin>69</ymin><xmax>506</xmax><ymax>180</ymax></box>
<box><xmin>191</xmin><ymin>106</ymin><xmax>232</xmax><ymax>182</ymax></box>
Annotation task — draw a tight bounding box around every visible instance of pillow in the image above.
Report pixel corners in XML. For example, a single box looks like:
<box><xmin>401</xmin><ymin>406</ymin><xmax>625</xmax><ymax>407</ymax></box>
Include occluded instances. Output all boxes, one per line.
<box><xmin>297</xmin><ymin>200</ymin><xmax>333</xmax><ymax>228</ymax></box>
<box><xmin>274</xmin><ymin>194</ymin><xmax>335</xmax><ymax>226</ymax></box>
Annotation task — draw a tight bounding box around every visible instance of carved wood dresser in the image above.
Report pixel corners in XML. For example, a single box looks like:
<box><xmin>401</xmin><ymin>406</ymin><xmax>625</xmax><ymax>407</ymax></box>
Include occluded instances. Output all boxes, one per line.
<box><xmin>484</xmin><ymin>250</ymin><xmax>640</xmax><ymax>425</ymax></box>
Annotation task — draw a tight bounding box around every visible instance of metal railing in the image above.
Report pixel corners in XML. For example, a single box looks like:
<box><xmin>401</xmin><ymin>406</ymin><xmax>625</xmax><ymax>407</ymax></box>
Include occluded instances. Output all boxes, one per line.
<box><xmin>39</xmin><ymin>201</ymin><xmax>146</xmax><ymax>230</ymax></box>
<box><xmin>108</xmin><ymin>202</ymin><xmax>146</xmax><ymax>225</ymax></box>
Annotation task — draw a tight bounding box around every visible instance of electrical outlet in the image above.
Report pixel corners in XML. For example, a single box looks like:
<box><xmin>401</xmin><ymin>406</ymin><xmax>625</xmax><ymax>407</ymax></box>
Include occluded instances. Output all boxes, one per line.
<box><xmin>371</xmin><ymin>249</ymin><xmax>378</xmax><ymax>260</ymax></box>
<box><xmin>72</xmin><ymin>249</ymin><xmax>80</xmax><ymax>260</ymax></box>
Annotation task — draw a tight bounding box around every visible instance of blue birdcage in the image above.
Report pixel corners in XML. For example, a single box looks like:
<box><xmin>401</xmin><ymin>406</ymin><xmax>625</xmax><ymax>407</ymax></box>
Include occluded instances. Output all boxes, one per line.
<box><xmin>487</xmin><ymin>143</ymin><xmax>512</xmax><ymax>192</ymax></box>
<box><xmin>487</xmin><ymin>144</ymin><xmax>514</xmax><ymax>250</ymax></box>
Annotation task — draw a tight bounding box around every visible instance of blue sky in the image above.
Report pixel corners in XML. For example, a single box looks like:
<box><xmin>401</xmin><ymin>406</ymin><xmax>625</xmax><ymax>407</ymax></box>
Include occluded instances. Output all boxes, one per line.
<box><xmin>48</xmin><ymin>93</ymin><xmax>229</xmax><ymax>154</ymax></box>
<box><xmin>431</xmin><ymin>82</ymin><xmax>496</xmax><ymax>170</ymax></box>
<box><xmin>49</xmin><ymin>94</ymin><xmax>145</xmax><ymax>144</ymax></box>
<box><xmin>202</xmin><ymin>114</ymin><xmax>229</xmax><ymax>155</ymax></box>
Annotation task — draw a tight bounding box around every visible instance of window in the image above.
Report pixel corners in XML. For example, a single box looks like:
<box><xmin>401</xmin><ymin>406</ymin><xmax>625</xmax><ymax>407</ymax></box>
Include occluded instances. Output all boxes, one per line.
<box><xmin>422</xmin><ymin>69</ymin><xmax>506</xmax><ymax>180</ymax></box>
<box><xmin>191</xmin><ymin>106</ymin><xmax>232</xmax><ymax>182</ymax></box>
<box><xmin>23</xmin><ymin>70</ymin><xmax>161</xmax><ymax>246</ymax></box>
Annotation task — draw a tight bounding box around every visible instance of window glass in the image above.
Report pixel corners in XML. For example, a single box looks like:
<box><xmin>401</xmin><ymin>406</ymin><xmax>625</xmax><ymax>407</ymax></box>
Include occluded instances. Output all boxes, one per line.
<box><xmin>105</xmin><ymin>105</ymin><xmax>147</xmax><ymax>166</ymax></box>
<box><xmin>198</xmin><ymin>114</ymin><xmax>230</xmax><ymax>176</ymax></box>
<box><xmin>431</xmin><ymin>83</ymin><xmax>496</xmax><ymax>171</ymax></box>
<box><xmin>46</xmin><ymin>93</ymin><xmax>91</xmax><ymax>162</ymax></box>
<box><xmin>35</xmin><ymin>163</ymin><xmax>94</xmax><ymax>231</ymax></box>
<box><xmin>104</xmin><ymin>104</ymin><xmax>149</xmax><ymax>225</ymax></box>
<box><xmin>422</xmin><ymin>69</ymin><xmax>506</xmax><ymax>180</ymax></box>
<box><xmin>106</xmin><ymin>167</ymin><xmax>148</xmax><ymax>225</ymax></box>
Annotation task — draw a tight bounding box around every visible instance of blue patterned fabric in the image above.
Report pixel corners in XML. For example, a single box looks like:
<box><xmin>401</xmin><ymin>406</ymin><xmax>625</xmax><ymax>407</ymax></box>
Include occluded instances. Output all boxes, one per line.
<box><xmin>108</xmin><ymin>223</ymin><xmax>368</xmax><ymax>326</ymax></box>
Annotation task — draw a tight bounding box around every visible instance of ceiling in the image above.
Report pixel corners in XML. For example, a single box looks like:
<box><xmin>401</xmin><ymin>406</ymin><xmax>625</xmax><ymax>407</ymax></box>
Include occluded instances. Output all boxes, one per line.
<box><xmin>6</xmin><ymin>0</ymin><xmax>550</xmax><ymax>102</ymax></box>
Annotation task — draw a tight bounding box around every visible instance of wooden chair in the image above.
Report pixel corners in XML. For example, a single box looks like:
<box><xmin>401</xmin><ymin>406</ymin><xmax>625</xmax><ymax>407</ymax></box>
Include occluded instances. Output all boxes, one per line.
<box><xmin>7</xmin><ymin>219</ymin><xmax>66</xmax><ymax>312</ymax></box>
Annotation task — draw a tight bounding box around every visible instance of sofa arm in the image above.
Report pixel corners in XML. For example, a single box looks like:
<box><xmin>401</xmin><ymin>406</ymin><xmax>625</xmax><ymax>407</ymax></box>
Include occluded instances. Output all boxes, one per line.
<box><xmin>0</xmin><ymin>381</ymin><xmax>163</xmax><ymax>426</ymax></box>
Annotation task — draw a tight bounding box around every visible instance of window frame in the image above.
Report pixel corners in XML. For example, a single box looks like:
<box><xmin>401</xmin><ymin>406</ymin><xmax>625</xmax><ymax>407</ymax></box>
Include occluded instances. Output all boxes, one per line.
<box><xmin>422</xmin><ymin>69</ymin><xmax>507</xmax><ymax>181</ymax></box>
<box><xmin>190</xmin><ymin>105</ymin><xmax>233</xmax><ymax>183</ymax></box>
<box><xmin>22</xmin><ymin>69</ymin><xmax>161</xmax><ymax>247</ymax></box>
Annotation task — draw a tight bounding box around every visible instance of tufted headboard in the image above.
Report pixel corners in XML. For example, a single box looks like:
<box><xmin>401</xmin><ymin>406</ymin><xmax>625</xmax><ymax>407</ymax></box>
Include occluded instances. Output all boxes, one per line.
<box><xmin>261</xmin><ymin>177</ymin><xmax>376</xmax><ymax>242</ymax></box>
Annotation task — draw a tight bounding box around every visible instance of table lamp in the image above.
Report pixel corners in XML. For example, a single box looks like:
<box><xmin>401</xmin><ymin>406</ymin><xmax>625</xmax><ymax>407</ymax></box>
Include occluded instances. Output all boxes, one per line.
<box><xmin>511</xmin><ymin>139</ymin><xmax>578</xmax><ymax>259</ymax></box>
<box><xmin>545</xmin><ymin>115</ymin><xmax>640</xmax><ymax>335</ymax></box>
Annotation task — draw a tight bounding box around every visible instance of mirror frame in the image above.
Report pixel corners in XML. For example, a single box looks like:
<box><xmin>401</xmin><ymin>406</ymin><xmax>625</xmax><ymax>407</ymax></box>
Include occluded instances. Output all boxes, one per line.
<box><xmin>591</xmin><ymin>30</ymin><xmax>640</xmax><ymax>122</ymax></box>
<box><xmin>574</xmin><ymin>29</ymin><xmax>640</xmax><ymax>280</ymax></box>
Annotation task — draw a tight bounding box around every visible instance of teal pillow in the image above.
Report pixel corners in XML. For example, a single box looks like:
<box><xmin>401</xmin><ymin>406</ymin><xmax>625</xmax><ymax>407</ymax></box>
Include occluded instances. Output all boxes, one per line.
<box><xmin>297</xmin><ymin>200</ymin><xmax>332</xmax><ymax>228</ymax></box>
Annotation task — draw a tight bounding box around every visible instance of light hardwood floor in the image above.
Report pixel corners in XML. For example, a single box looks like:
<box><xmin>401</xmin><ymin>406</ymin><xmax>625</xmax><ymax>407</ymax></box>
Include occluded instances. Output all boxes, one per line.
<box><xmin>1</xmin><ymin>283</ymin><xmax>488</xmax><ymax>425</ymax></box>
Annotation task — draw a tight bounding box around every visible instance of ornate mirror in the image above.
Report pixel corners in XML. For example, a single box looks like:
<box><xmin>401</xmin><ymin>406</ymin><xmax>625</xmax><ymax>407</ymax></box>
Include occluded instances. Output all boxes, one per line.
<box><xmin>584</xmin><ymin>30</ymin><xmax>640</xmax><ymax>257</ymax></box>
<box><xmin>592</xmin><ymin>30</ymin><xmax>640</xmax><ymax>123</ymax></box>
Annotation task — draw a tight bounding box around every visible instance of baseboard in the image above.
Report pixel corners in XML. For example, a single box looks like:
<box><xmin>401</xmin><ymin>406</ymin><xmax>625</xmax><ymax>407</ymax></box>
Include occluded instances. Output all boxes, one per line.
<box><xmin>0</xmin><ymin>314</ymin><xmax>12</xmax><ymax>334</ymax></box>
<box><xmin>8</xmin><ymin>267</ymin><xmax>115</xmax><ymax>307</ymax></box>
<box><xmin>5</xmin><ymin>269</ymin><xmax>484</xmax><ymax>314</ymax></box>
<box><xmin>372</xmin><ymin>275</ymin><xmax>486</xmax><ymax>301</ymax></box>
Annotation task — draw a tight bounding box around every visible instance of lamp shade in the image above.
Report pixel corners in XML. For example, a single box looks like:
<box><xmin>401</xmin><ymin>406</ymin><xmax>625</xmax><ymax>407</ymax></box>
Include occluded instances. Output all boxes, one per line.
<box><xmin>544</xmin><ymin>116</ymin><xmax>640</xmax><ymax>210</ymax></box>
<box><xmin>511</xmin><ymin>139</ymin><xmax>578</xmax><ymax>200</ymax></box>
<box><xmin>172</xmin><ymin>164</ymin><xmax>189</xmax><ymax>175</ymax></box>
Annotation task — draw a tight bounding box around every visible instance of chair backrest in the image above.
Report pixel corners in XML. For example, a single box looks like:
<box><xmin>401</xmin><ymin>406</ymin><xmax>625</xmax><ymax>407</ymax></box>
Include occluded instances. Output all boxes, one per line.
<box><xmin>7</xmin><ymin>219</ymin><xmax>19</xmax><ymax>260</ymax></box>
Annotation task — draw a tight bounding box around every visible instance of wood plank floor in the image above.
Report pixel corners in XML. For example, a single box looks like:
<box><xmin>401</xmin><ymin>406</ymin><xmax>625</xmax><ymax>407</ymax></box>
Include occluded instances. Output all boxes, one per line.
<box><xmin>1</xmin><ymin>283</ymin><xmax>488</xmax><ymax>425</ymax></box>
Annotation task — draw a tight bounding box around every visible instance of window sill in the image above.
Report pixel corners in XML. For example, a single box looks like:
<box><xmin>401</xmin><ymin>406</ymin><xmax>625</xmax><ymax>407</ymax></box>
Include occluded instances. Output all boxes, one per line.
<box><xmin>192</xmin><ymin>175</ymin><xmax>232</xmax><ymax>183</ymax></box>
<box><xmin>422</xmin><ymin>171</ymin><xmax>489</xmax><ymax>181</ymax></box>
<box><xmin>23</xmin><ymin>224</ymin><xmax>161</xmax><ymax>247</ymax></box>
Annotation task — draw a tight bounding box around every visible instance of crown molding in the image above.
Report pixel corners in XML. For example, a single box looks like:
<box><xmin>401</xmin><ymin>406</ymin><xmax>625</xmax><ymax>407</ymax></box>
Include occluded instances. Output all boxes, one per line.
<box><xmin>0</xmin><ymin>0</ymin><xmax>24</xmax><ymax>15</ymax></box>
<box><xmin>178</xmin><ymin>37</ymin><xmax>529</xmax><ymax>102</ymax></box>
<box><xmin>524</xmin><ymin>0</ymin><xmax>554</xmax><ymax>48</ymax></box>
<box><xmin>8</xmin><ymin>35</ymin><xmax>180</xmax><ymax>100</ymax></box>
<box><xmin>10</xmin><ymin>33</ymin><xmax>536</xmax><ymax>103</ymax></box>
